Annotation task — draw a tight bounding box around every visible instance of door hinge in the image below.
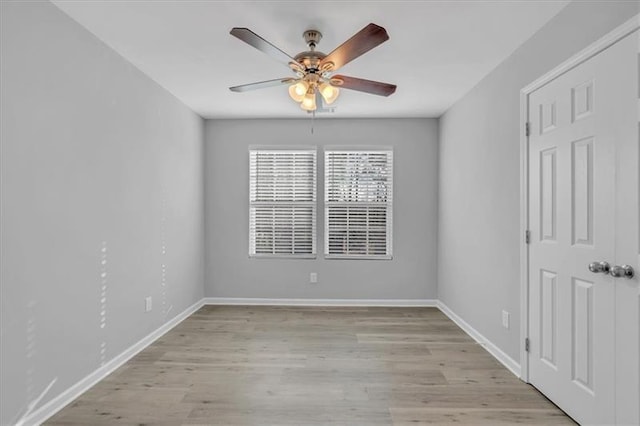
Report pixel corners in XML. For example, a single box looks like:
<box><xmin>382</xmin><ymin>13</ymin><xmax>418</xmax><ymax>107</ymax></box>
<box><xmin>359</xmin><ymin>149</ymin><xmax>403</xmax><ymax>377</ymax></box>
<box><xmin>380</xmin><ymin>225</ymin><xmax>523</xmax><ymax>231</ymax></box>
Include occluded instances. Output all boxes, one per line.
<box><xmin>525</xmin><ymin>230</ymin><xmax>531</xmax><ymax>244</ymax></box>
<box><xmin>525</xmin><ymin>338</ymin><xmax>530</xmax><ymax>352</ymax></box>
<box><xmin>525</xmin><ymin>122</ymin><xmax>531</xmax><ymax>137</ymax></box>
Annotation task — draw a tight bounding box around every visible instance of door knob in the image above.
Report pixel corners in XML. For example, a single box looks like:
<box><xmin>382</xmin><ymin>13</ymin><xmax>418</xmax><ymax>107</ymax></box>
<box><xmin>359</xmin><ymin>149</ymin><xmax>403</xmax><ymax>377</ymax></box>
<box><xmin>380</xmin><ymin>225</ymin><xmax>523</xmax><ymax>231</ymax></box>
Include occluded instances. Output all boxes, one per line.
<box><xmin>610</xmin><ymin>265</ymin><xmax>634</xmax><ymax>279</ymax></box>
<box><xmin>588</xmin><ymin>261</ymin><xmax>610</xmax><ymax>274</ymax></box>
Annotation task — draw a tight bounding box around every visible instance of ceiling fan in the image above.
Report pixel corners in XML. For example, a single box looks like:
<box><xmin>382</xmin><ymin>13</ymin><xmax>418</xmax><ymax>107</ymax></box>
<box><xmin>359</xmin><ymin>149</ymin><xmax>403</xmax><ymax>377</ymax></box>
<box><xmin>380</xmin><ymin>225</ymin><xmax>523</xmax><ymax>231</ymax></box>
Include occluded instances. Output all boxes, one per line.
<box><xmin>229</xmin><ymin>23</ymin><xmax>396</xmax><ymax>112</ymax></box>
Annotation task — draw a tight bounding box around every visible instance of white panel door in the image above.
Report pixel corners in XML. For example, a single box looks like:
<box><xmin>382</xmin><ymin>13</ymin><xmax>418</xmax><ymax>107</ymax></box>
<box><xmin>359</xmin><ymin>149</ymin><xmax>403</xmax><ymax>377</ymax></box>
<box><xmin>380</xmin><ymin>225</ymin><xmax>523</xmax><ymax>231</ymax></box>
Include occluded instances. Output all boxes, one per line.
<box><xmin>528</xmin><ymin>32</ymin><xmax>639</xmax><ymax>425</ymax></box>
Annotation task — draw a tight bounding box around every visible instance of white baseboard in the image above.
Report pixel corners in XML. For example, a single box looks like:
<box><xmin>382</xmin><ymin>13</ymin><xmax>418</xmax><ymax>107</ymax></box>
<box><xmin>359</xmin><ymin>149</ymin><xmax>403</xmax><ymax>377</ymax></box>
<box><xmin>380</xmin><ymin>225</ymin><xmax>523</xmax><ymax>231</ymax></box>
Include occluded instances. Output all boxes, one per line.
<box><xmin>203</xmin><ymin>297</ymin><xmax>438</xmax><ymax>307</ymax></box>
<box><xmin>437</xmin><ymin>300</ymin><xmax>521</xmax><ymax>378</ymax></box>
<box><xmin>22</xmin><ymin>298</ymin><xmax>205</xmax><ymax>426</ymax></box>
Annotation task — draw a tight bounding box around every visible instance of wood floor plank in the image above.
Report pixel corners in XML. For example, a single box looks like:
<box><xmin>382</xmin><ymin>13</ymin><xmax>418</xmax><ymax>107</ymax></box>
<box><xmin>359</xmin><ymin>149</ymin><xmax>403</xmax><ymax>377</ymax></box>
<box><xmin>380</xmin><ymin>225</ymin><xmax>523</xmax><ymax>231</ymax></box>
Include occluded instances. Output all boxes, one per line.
<box><xmin>390</xmin><ymin>407</ymin><xmax>576</xmax><ymax>425</ymax></box>
<box><xmin>45</xmin><ymin>306</ymin><xmax>574</xmax><ymax>425</ymax></box>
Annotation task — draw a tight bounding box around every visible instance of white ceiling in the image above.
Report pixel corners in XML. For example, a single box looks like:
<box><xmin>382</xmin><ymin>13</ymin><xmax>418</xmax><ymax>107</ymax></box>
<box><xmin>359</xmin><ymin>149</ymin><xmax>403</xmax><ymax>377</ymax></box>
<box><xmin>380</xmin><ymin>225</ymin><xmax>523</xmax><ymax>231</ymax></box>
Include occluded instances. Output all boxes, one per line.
<box><xmin>51</xmin><ymin>0</ymin><xmax>569</xmax><ymax>119</ymax></box>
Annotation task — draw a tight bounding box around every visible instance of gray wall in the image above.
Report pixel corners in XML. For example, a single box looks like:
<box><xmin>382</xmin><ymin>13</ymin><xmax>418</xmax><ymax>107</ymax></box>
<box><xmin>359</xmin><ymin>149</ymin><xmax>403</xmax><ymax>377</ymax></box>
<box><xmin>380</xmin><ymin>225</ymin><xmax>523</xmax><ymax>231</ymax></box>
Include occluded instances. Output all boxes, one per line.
<box><xmin>438</xmin><ymin>1</ymin><xmax>639</xmax><ymax>362</ymax></box>
<box><xmin>205</xmin><ymin>118</ymin><xmax>438</xmax><ymax>300</ymax></box>
<box><xmin>0</xmin><ymin>2</ymin><xmax>204</xmax><ymax>424</ymax></box>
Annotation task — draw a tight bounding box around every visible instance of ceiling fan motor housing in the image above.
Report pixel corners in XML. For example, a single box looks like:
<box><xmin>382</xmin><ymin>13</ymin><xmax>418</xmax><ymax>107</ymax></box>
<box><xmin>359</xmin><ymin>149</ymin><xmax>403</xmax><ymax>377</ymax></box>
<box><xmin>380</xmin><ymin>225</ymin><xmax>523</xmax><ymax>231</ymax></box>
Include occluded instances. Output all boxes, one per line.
<box><xmin>294</xmin><ymin>51</ymin><xmax>326</xmax><ymax>71</ymax></box>
<box><xmin>295</xmin><ymin>30</ymin><xmax>327</xmax><ymax>72</ymax></box>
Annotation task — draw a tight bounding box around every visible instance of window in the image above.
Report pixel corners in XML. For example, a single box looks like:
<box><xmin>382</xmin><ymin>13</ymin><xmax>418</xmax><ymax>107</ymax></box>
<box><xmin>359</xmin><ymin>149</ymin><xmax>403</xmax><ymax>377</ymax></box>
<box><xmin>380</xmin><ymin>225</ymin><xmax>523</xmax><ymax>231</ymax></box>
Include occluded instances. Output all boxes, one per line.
<box><xmin>249</xmin><ymin>148</ymin><xmax>316</xmax><ymax>257</ymax></box>
<box><xmin>325</xmin><ymin>149</ymin><xmax>393</xmax><ymax>258</ymax></box>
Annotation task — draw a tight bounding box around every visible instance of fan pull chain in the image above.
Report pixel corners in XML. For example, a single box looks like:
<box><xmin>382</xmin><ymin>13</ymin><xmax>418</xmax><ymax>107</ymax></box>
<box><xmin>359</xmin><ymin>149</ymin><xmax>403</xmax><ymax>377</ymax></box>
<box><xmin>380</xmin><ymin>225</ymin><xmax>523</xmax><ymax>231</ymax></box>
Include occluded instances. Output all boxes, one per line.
<box><xmin>311</xmin><ymin>110</ymin><xmax>315</xmax><ymax>134</ymax></box>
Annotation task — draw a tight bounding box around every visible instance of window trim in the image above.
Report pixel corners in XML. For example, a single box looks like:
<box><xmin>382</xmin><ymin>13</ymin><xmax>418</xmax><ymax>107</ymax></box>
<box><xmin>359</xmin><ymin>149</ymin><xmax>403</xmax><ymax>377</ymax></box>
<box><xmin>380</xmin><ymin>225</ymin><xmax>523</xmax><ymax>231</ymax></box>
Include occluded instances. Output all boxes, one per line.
<box><xmin>323</xmin><ymin>147</ymin><xmax>394</xmax><ymax>260</ymax></box>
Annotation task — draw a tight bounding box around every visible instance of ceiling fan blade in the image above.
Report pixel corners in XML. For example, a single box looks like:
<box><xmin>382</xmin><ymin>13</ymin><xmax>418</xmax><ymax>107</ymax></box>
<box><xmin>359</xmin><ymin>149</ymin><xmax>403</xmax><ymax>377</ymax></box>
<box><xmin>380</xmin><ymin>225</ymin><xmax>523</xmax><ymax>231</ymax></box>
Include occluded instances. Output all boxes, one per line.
<box><xmin>229</xmin><ymin>77</ymin><xmax>296</xmax><ymax>92</ymax></box>
<box><xmin>332</xmin><ymin>75</ymin><xmax>396</xmax><ymax>96</ymax></box>
<box><xmin>230</xmin><ymin>28</ymin><xmax>303</xmax><ymax>71</ymax></box>
<box><xmin>320</xmin><ymin>23</ymin><xmax>389</xmax><ymax>72</ymax></box>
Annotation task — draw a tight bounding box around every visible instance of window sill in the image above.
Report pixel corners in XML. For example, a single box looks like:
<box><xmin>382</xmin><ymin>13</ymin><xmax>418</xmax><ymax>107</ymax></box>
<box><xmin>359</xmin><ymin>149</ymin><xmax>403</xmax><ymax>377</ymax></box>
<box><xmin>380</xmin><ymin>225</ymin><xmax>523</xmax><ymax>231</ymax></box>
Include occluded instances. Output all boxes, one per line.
<box><xmin>324</xmin><ymin>255</ymin><xmax>393</xmax><ymax>260</ymax></box>
<box><xmin>249</xmin><ymin>254</ymin><xmax>317</xmax><ymax>259</ymax></box>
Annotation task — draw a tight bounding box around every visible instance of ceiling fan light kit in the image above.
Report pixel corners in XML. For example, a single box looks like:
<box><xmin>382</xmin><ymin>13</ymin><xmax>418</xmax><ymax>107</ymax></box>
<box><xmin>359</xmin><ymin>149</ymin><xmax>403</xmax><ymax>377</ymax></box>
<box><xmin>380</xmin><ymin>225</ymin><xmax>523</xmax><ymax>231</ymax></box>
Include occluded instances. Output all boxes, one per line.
<box><xmin>229</xmin><ymin>23</ymin><xmax>396</xmax><ymax>113</ymax></box>
<box><xmin>288</xmin><ymin>81</ymin><xmax>308</xmax><ymax>102</ymax></box>
<box><xmin>319</xmin><ymin>82</ymin><xmax>339</xmax><ymax>104</ymax></box>
<box><xmin>300</xmin><ymin>88</ymin><xmax>317</xmax><ymax>111</ymax></box>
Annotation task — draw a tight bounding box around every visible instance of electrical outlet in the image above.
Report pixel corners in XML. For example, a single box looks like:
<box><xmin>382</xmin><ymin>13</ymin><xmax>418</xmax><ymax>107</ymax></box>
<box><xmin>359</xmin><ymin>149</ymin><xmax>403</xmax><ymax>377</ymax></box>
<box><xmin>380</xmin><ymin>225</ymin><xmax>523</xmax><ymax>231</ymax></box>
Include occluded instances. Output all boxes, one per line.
<box><xmin>309</xmin><ymin>272</ymin><xmax>318</xmax><ymax>284</ymax></box>
<box><xmin>145</xmin><ymin>296</ymin><xmax>153</xmax><ymax>312</ymax></box>
<box><xmin>502</xmin><ymin>310</ymin><xmax>510</xmax><ymax>329</ymax></box>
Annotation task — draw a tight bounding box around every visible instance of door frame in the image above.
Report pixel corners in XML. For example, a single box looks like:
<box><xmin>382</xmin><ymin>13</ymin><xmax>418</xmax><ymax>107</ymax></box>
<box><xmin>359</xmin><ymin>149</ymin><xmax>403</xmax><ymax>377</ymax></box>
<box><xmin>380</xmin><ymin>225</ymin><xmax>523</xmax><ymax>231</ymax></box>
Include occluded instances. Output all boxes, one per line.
<box><xmin>519</xmin><ymin>13</ymin><xmax>640</xmax><ymax>383</ymax></box>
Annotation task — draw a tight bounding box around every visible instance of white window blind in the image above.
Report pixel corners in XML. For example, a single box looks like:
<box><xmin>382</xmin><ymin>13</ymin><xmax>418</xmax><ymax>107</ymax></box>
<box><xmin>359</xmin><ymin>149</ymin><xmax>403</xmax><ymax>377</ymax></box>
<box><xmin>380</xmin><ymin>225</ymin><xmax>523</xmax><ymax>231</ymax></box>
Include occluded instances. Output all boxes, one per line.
<box><xmin>249</xmin><ymin>149</ymin><xmax>316</xmax><ymax>257</ymax></box>
<box><xmin>325</xmin><ymin>149</ymin><xmax>393</xmax><ymax>259</ymax></box>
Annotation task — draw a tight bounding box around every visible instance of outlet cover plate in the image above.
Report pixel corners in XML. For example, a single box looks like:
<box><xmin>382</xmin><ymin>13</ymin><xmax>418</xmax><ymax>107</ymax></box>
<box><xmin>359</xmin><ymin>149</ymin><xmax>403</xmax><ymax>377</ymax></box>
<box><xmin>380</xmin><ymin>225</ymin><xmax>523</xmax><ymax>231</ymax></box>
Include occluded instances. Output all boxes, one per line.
<box><xmin>502</xmin><ymin>310</ymin><xmax>509</xmax><ymax>329</ymax></box>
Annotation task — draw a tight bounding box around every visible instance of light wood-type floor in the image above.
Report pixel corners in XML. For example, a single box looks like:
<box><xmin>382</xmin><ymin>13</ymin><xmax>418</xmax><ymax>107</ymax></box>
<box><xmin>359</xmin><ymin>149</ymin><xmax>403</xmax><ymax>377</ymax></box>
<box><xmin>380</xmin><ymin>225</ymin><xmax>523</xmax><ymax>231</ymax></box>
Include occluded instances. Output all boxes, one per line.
<box><xmin>47</xmin><ymin>306</ymin><xmax>575</xmax><ymax>425</ymax></box>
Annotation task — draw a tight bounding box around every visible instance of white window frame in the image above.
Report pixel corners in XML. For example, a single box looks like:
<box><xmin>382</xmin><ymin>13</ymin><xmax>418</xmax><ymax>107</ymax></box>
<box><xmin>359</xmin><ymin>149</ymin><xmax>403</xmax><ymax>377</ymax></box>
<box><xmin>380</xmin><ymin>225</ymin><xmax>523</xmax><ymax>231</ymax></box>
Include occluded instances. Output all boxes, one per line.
<box><xmin>249</xmin><ymin>147</ymin><xmax>317</xmax><ymax>258</ymax></box>
<box><xmin>324</xmin><ymin>147</ymin><xmax>393</xmax><ymax>260</ymax></box>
